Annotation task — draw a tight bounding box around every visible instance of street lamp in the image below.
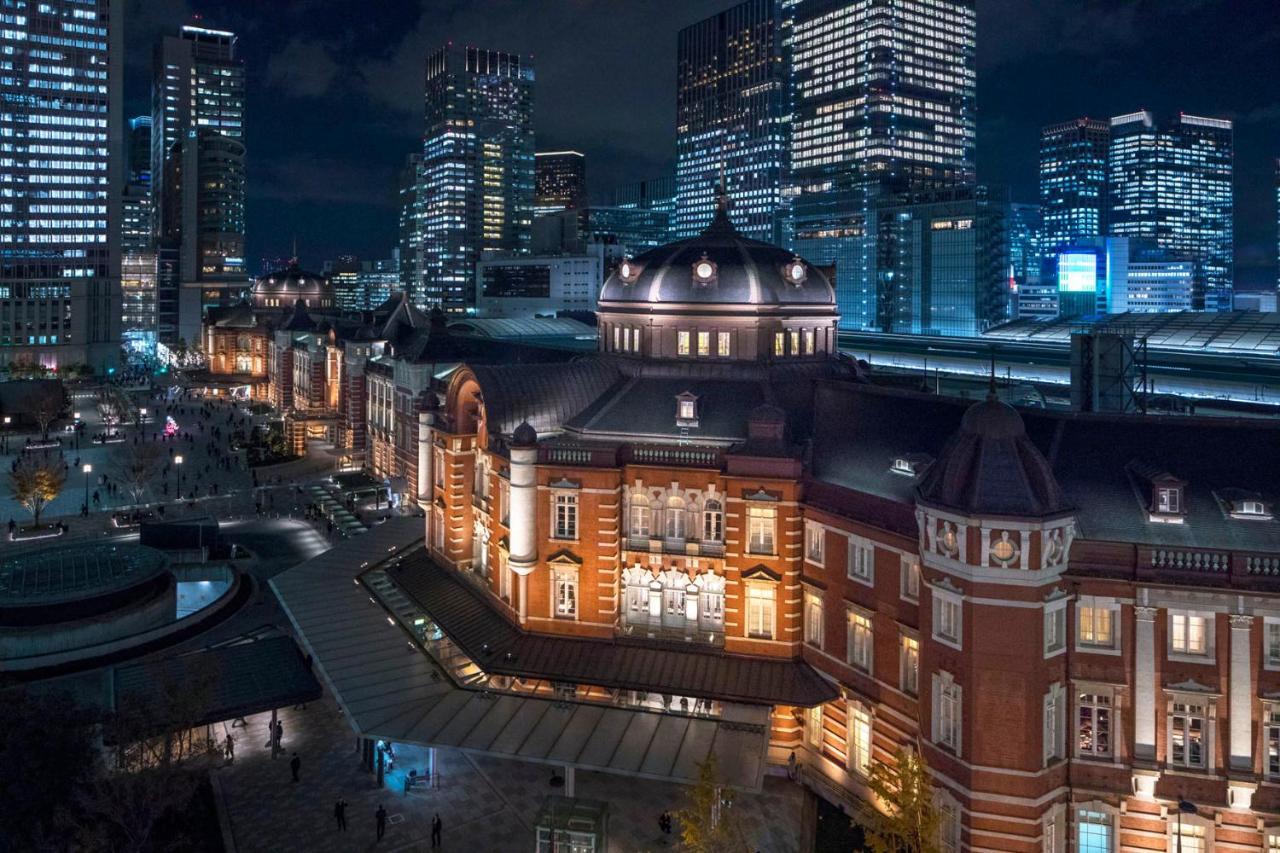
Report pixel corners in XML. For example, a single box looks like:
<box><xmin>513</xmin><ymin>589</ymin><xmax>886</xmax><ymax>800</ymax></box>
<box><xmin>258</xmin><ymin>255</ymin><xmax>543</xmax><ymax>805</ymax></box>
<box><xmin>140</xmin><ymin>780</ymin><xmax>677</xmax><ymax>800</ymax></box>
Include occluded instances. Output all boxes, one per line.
<box><xmin>82</xmin><ymin>463</ymin><xmax>92</xmax><ymax>514</ymax></box>
<box><xmin>1176</xmin><ymin>798</ymin><xmax>1196</xmax><ymax>852</ymax></box>
<box><xmin>2</xmin><ymin>415</ymin><xmax>9</xmax><ymax>453</ymax></box>
<box><xmin>174</xmin><ymin>454</ymin><xmax>184</xmax><ymax>499</ymax></box>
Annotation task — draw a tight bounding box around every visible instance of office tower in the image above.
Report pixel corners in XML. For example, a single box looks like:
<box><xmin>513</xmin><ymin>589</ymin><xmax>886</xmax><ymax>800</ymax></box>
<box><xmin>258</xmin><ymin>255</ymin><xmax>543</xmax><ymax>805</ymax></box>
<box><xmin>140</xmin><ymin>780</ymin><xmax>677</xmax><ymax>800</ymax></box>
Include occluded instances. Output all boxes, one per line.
<box><xmin>674</xmin><ymin>0</ymin><xmax>791</xmax><ymax>242</ymax></box>
<box><xmin>1108</xmin><ymin>111</ymin><xmax>1233</xmax><ymax>311</ymax></box>
<box><xmin>611</xmin><ymin>176</ymin><xmax>675</xmax><ymax>244</ymax></box>
<box><xmin>790</xmin><ymin>0</ymin><xmax>977</xmax><ymax>329</ymax></box>
<box><xmin>1235</xmin><ymin>291</ymin><xmax>1278</xmax><ymax>312</ymax></box>
<box><xmin>1276</xmin><ymin>159</ymin><xmax>1279</xmax><ymax>292</ymax></box>
<box><xmin>121</xmin><ymin>117</ymin><xmax>158</xmax><ymax>353</ymax></box>
<box><xmin>358</xmin><ymin>253</ymin><xmax>400</xmax><ymax>309</ymax></box>
<box><xmin>531</xmin><ymin>207</ymin><xmax>671</xmax><ymax>256</ymax></box>
<box><xmin>873</xmin><ymin>186</ymin><xmax>1007</xmax><ymax>337</ymax></box>
<box><xmin>1046</xmin><ymin>237</ymin><xmax>1193</xmax><ymax>317</ymax></box>
<box><xmin>1039</xmin><ymin>118</ymin><xmax>1110</xmax><ymax>253</ymax></box>
<box><xmin>534</xmin><ymin>151</ymin><xmax>586</xmax><ymax>217</ymax></box>
<box><xmin>1007</xmin><ymin>203</ymin><xmax>1046</xmax><ymax>319</ymax></box>
<box><xmin>0</xmin><ymin>0</ymin><xmax>122</xmax><ymax>371</ymax></box>
<box><xmin>151</xmin><ymin>24</ymin><xmax>246</xmax><ymax>346</ymax></box>
<box><xmin>325</xmin><ymin>256</ymin><xmax>362</xmax><ymax>312</ymax></box>
<box><xmin>475</xmin><ymin>252</ymin><xmax>603</xmax><ymax>317</ymax></box>
<box><xmin>397</xmin><ymin>153</ymin><xmax>422</xmax><ymax>296</ymax></box>
<box><xmin>410</xmin><ymin>46</ymin><xmax>534</xmax><ymax>312</ymax></box>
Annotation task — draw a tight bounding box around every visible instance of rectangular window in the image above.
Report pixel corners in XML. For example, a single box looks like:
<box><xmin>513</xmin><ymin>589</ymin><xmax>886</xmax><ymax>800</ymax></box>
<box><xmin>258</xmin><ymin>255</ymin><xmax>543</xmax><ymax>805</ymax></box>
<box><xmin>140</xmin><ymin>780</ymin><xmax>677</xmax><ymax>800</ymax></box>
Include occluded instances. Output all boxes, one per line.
<box><xmin>773</xmin><ymin>332</ymin><xmax>785</xmax><ymax>356</ymax></box>
<box><xmin>847</xmin><ymin>535</ymin><xmax>874</xmax><ymax>583</ymax></box>
<box><xmin>805</xmin><ymin>704</ymin><xmax>823</xmax><ymax>749</ymax></box>
<box><xmin>1267</xmin><ymin>620</ymin><xmax>1280</xmax><ymax>668</ymax></box>
<box><xmin>677</xmin><ymin>330</ymin><xmax>690</xmax><ymax>356</ymax></box>
<box><xmin>1169</xmin><ymin>700</ymin><xmax>1208</xmax><ymax>769</ymax></box>
<box><xmin>433</xmin><ymin>448</ymin><xmax>444</xmax><ymax>487</ymax></box>
<box><xmin>1077</xmin><ymin>603</ymin><xmax>1116</xmax><ymax>650</ymax></box>
<box><xmin>499</xmin><ymin>479</ymin><xmax>510</xmax><ymax>526</ymax></box>
<box><xmin>552</xmin><ymin>493</ymin><xmax>578</xmax><ymax>540</ymax></box>
<box><xmin>612</xmin><ymin>325</ymin><xmax>620</xmax><ymax>350</ymax></box>
<box><xmin>934</xmin><ymin>594</ymin><xmax>961</xmax><ymax>647</ymax></box>
<box><xmin>1043</xmin><ymin>685</ymin><xmax>1064</xmax><ymax>764</ymax></box>
<box><xmin>1078</xmin><ymin>693</ymin><xmax>1113</xmax><ymax>758</ymax></box>
<box><xmin>849</xmin><ymin>703</ymin><xmax>872</xmax><ymax>775</ymax></box>
<box><xmin>1174</xmin><ymin>825</ymin><xmax>1206</xmax><ymax>853</ymax></box>
<box><xmin>1171</xmin><ymin>611</ymin><xmax>1210</xmax><ymax>656</ymax></box>
<box><xmin>939</xmin><ymin>802</ymin><xmax>959</xmax><ymax>853</ymax></box>
<box><xmin>805</xmin><ymin>522</ymin><xmax>824</xmax><ymax>565</ymax></box>
<box><xmin>1267</xmin><ymin>704</ymin><xmax>1280</xmax><ymax>778</ymax></box>
<box><xmin>789</xmin><ymin>329</ymin><xmax>800</xmax><ymax>355</ymax></box>
<box><xmin>803</xmin><ymin>328</ymin><xmax>815</xmax><ymax>355</ymax></box>
<box><xmin>696</xmin><ymin>331</ymin><xmax>710</xmax><ymax>356</ymax></box>
<box><xmin>1158</xmin><ymin>487</ymin><xmax>1181</xmax><ymax>513</ymax></box>
<box><xmin>717</xmin><ymin>331</ymin><xmax>730</xmax><ymax>357</ymax></box>
<box><xmin>900</xmin><ymin>556</ymin><xmax>920</xmax><ymax>601</ymax></box>
<box><xmin>554</xmin><ymin>570</ymin><xmax>577</xmax><ymax>618</ymax></box>
<box><xmin>900</xmin><ymin>635</ymin><xmax>919</xmax><ymax>695</ymax></box>
<box><xmin>746</xmin><ymin>586</ymin><xmax>774</xmax><ymax>639</ymax></box>
<box><xmin>1077</xmin><ymin>810</ymin><xmax>1112</xmax><ymax>853</ymax></box>
<box><xmin>804</xmin><ymin>592</ymin><xmax>824</xmax><ymax>649</ymax></box>
<box><xmin>847</xmin><ymin>610</ymin><xmax>872</xmax><ymax>672</ymax></box>
<box><xmin>935</xmin><ymin>673</ymin><xmax>960</xmax><ymax>753</ymax></box>
<box><xmin>1045</xmin><ymin>604</ymin><xmax>1067</xmax><ymax>655</ymax></box>
<box><xmin>746</xmin><ymin>505</ymin><xmax>776</xmax><ymax>555</ymax></box>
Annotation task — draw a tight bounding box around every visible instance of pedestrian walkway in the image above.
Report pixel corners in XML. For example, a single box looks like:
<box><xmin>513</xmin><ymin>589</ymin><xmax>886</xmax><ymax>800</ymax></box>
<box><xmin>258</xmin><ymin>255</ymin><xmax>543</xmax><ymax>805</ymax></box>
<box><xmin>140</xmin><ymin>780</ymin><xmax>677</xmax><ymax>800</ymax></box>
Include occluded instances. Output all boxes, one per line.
<box><xmin>214</xmin><ymin>692</ymin><xmax>803</xmax><ymax>852</ymax></box>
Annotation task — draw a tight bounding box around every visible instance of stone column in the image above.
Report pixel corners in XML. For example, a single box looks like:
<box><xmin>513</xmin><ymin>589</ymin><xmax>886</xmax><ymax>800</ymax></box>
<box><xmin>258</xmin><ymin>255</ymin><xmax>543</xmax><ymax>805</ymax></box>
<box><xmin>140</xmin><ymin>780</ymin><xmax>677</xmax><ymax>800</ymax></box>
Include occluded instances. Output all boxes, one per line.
<box><xmin>1230</xmin><ymin>614</ymin><xmax>1254</xmax><ymax>772</ymax></box>
<box><xmin>508</xmin><ymin>423</ymin><xmax>539</xmax><ymax>625</ymax></box>
<box><xmin>1134</xmin><ymin>605</ymin><xmax>1158</xmax><ymax>763</ymax></box>
<box><xmin>417</xmin><ymin>412</ymin><xmax>433</xmax><ymax>544</ymax></box>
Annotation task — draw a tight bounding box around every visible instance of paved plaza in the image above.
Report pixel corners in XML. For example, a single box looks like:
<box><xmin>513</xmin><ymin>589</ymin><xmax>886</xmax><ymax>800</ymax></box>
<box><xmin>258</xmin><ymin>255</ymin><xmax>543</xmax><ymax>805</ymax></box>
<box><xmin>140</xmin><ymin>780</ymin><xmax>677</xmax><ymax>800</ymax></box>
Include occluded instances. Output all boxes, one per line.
<box><xmin>213</xmin><ymin>693</ymin><xmax>804</xmax><ymax>852</ymax></box>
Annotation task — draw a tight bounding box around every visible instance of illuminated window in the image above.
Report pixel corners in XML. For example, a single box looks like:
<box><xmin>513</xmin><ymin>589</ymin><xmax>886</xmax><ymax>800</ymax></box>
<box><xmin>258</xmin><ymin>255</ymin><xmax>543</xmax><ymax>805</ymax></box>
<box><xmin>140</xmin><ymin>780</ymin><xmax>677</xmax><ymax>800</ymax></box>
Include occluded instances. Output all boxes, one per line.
<box><xmin>900</xmin><ymin>635</ymin><xmax>919</xmax><ymax>695</ymax></box>
<box><xmin>934</xmin><ymin>671</ymin><xmax>960</xmax><ymax>753</ymax></box>
<box><xmin>805</xmin><ymin>522</ymin><xmax>824</xmax><ymax>565</ymax></box>
<box><xmin>1077</xmin><ymin>810</ymin><xmax>1112</xmax><ymax>853</ymax></box>
<box><xmin>746</xmin><ymin>505</ymin><xmax>776</xmax><ymax>554</ymax></box>
<box><xmin>804</xmin><ymin>592</ymin><xmax>824</xmax><ymax>648</ymax></box>
<box><xmin>696</xmin><ymin>331</ymin><xmax>710</xmax><ymax>356</ymax></box>
<box><xmin>553</xmin><ymin>567</ymin><xmax>578</xmax><ymax>619</ymax></box>
<box><xmin>1078</xmin><ymin>692</ymin><xmax>1112</xmax><ymax>759</ymax></box>
<box><xmin>1169</xmin><ymin>699</ymin><xmax>1208</xmax><ymax>769</ymax></box>
<box><xmin>677</xmin><ymin>330</ymin><xmax>690</xmax><ymax>356</ymax></box>
<box><xmin>1077</xmin><ymin>600</ymin><xmax>1117</xmax><ymax>650</ymax></box>
<box><xmin>848</xmin><ymin>702</ymin><xmax>872</xmax><ymax>775</ymax></box>
<box><xmin>1170</xmin><ymin>611</ymin><xmax>1211</xmax><ymax>657</ymax></box>
<box><xmin>847</xmin><ymin>609</ymin><xmax>872</xmax><ymax>672</ymax></box>
<box><xmin>773</xmin><ymin>332</ymin><xmax>784</xmax><ymax>356</ymax></box>
<box><xmin>717</xmin><ymin>331</ymin><xmax>730</xmax><ymax>356</ymax></box>
<box><xmin>746</xmin><ymin>585</ymin><xmax>774</xmax><ymax>639</ymax></box>
<box><xmin>900</xmin><ymin>557</ymin><xmax>920</xmax><ymax>601</ymax></box>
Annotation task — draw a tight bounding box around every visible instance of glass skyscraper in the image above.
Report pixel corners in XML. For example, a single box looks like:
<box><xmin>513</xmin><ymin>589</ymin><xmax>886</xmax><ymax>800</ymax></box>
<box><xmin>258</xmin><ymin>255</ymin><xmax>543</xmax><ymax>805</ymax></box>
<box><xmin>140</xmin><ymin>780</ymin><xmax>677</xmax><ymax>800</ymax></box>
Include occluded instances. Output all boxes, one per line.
<box><xmin>789</xmin><ymin>0</ymin><xmax>977</xmax><ymax>329</ymax></box>
<box><xmin>122</xmin><ymin>116</ymin><xmax>157</xmax><ymax>353</ymax></box>
<box><xmin>0</xmin><ymin>0</ymin><xmax>121</xmax><ymax>371</ymax></box>
<box><xmin>1039</xmin><ymin>118</ymin><xmax>1109</xmax><ymax>255</ymax></box>
<box><xmin>1108</xmin><ymin>111</ymin><xmax>1233</xmax><ymax>312</ymax></box>
<box><xmin>151</xmin><ymin>24</ymin><xmax>246</xmax><ymax>346</ymax></box>
<box><xmin>410</xmin><ymin>46</ymin><xmax>534</xmax><ymax>313</ymax></box>
<box><xmin>534</xmin><ymin>151</ymin><xmax>586</xmax><ymax>217</ymax></box>
<box><xmin>674</xmin><ymin>0</ymin><xmax>792</xmax><ymax>243</ymax></box>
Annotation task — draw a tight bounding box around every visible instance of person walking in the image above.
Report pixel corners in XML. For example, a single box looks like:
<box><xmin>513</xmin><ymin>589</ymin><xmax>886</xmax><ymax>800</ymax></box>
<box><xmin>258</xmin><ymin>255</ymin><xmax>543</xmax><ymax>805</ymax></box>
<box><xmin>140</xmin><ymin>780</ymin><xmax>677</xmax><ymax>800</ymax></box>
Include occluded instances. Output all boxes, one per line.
<box><xmin>431</xmin><ymin>813</ymin><xmax>442</xmax><ymax>847</ymax></box>
<box><xmin>334</xmin><ymin>798</ymin><xmax>347</xmax><ymax>831</ymax></box>
<box><xmin>275</xmin><ymin>720</ymin><xmax>284</xmax><ymax>750</ymax></box>
<box><xmin>375</xmin><ymin>804</ymin><xmax>387</xmax><ymax>842</ymax></box>
<box><xmin>224</xmin><ymin>733</ymin><xmax>235</xmax><ymax>762</ymax></box>
<box><xmin>290</xmin><ymin>752</ymin><xmax>301</xmax><ymax>782</ymax></box>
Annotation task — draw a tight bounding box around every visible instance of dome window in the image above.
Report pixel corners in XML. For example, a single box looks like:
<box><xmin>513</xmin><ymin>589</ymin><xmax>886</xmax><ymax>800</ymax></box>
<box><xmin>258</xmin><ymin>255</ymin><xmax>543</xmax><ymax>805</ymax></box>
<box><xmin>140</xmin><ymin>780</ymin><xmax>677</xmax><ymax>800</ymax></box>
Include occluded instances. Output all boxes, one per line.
<box><xmin>618</xmin><ymin>258</ymin><xmax>640</xmax><ymax>283</ymax></box>
<box><xmin>692</xmin><ymin>254</ymin><xmax>717</xmax><ymax>285</ymax></box>
<box><xmin>785</xmin><ymin>258</ymin><xmax>807</xmax><ymax>285</ymax></box>
<box><xmin>989</xmin><ymin>530</ymin><xmax>1019</xmax><ymax>566</ymax></box>
<box><xmin>676</xmin><ymin>391</ymin><xmax>699</xmax><ymax>427</ymax></box>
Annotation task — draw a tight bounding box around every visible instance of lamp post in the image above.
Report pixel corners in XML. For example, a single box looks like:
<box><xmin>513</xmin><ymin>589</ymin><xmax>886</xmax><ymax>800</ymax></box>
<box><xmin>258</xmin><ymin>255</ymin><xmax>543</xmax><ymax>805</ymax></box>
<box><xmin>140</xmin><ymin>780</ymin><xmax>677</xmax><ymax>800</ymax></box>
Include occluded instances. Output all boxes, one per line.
<box><xmin>139</xmin><ymin>406</ymin><xmax>147</xmax><ymax>430</ymax></box>
<box><xmin>1176</xmin><ymin>798</ymin><xmax>1196</xmax><ymax>852</ymax></box>
<box><xmin>175</xmin><ymin>454</ymin><xmax>184</xmax><ymax>499</ymax></box>
<box><xmin>2</xmin><ymin>415</ymin><xmax>9</xmax><ymax>454</ymax></box>
<box><xmin>82</xmin><ymin>463</ymin><xmax>92</xmax><ymax>514</ymax></box>
<box><xmin>73</xmin><ymin>411</ymin><xmax>81</xmax><ymax>450</ymax></box>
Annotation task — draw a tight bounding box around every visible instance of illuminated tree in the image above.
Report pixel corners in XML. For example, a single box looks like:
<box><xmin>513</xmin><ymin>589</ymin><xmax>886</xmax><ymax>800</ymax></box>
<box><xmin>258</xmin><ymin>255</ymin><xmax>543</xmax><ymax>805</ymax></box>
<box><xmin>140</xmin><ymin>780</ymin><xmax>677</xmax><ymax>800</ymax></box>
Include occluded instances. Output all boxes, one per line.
<box><xmin>675</xmin><ymin>754</ymin><xmax>749</xmax><ymax>853</ymax></box>
<box><xmin>9</xmin><ymin>455</ymin><xmax>66</xmax><ymax>529</ymax></box>
<box><xmin>859</xmin><ymin>746</ymin><xmax>943</xmax><ymax>853</ymax></box>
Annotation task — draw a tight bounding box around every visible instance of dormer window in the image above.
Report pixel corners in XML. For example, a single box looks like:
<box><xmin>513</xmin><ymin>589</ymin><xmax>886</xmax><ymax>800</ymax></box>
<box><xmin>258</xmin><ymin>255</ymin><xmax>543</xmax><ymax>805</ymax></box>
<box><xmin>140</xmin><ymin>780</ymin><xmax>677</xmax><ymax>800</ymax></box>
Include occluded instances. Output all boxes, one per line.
<box><xmin>1127</xmin><ymin>461</ymin><xmax>1187</xmax><ymax>524</ymax></box>
<box><xmin>1238</xmin><ymin>500</ymin><xmax>1271</xmax><ymax>518</ymax></box>
<box><xmin>1157</xmin><ymin>487</ymin><xmax>1180</xmax><ymax>514</ymax></box>
<box><xmin>890</xmin><ymin>453</ymin><xmax>932</xmax><ymax>478</ymax></box>
<box><xmin>676</xmin><ymin>392</ymin><xmax>699</xmax><ymax>426</ymax></box>
<box><xmin>1219</xmin><ymin>491</ymin><xmax>1275</xmax><ymax>521</ymax></box>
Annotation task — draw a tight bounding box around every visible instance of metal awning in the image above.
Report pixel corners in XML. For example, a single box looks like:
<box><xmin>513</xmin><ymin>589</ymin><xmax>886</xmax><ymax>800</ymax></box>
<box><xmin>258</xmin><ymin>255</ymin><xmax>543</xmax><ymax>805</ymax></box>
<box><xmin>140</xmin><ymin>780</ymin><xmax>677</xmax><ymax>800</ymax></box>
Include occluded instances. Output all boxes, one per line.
<box><xmin>270</xmin><ymin>521</ymin><xmax>771</xmax><ymax>790</ymax></box>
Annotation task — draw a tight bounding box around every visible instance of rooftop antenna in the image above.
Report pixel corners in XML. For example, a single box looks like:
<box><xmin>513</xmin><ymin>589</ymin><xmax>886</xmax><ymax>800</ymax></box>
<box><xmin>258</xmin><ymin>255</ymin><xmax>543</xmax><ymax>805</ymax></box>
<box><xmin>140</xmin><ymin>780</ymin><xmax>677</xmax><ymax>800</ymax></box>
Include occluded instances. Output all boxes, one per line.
<box><xmin>291</xmin><ymin>235</ymin><xmax>298</xmax><ymax>265</ymax></box>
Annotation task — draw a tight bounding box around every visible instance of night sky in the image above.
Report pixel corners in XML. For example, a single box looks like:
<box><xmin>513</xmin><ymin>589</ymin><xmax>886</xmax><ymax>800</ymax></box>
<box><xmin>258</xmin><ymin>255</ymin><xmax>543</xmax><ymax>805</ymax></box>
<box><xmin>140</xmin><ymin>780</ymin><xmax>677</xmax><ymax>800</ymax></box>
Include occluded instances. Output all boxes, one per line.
<box><xmin>125</xmin><ymin>0</ymin><xmax>1280</xmax><ymax>289</ymax></box>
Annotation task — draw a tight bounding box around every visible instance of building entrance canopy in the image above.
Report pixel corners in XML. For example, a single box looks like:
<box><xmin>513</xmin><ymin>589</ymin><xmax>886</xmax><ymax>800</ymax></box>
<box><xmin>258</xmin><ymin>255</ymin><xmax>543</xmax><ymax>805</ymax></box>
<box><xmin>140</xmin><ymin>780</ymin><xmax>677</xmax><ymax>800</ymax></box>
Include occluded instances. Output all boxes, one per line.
<box><xmin>271</xmin><ymin>520</ymin><xmax>772</xmax><ymax>789</ymax></box>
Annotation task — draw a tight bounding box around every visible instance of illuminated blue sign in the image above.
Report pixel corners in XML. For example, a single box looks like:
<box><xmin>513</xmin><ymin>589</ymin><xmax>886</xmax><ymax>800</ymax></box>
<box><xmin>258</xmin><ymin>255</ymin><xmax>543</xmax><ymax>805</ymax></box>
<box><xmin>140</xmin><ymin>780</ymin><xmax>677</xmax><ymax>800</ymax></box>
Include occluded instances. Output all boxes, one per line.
<box><xmin>1058</xmin><ymin>252</ymin><xmax>1098</xmax><ymax>293</ymax></box>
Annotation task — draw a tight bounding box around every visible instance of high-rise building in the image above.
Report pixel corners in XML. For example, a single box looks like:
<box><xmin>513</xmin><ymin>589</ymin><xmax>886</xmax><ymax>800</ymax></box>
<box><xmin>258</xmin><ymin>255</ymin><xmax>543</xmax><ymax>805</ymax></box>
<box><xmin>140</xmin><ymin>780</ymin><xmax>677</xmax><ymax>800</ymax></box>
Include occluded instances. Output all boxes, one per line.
<box><xmin>410</xmin><ymin>46</ymin><xmax>534</xmax><ymax>312</ymax></box>
<box><xmin>1007</xmin><ymin>203</ymin><xmax>1047</xmax><ymax>320</ymax></box>
<box><xmin>151</xmin><ymin>24</ymin><xmax>246</xmax><ymax>346</ymax></box>
<box><xmin>532</xmin><ymin>207</ymin><xmax>671</xmax><ymax>256</ymax></box>
<box><xmin>873</xmin><ymin>186</ymin><xmax>1008</xmax><ymax>337</ymax></box>
<box><xmin>0</xmin><ymin>0</ymin><xmax>122</xmax><ymax>371</ymax></box>
<box><xmin>1045</xmin><ymin>237</ymin><xmax>1193</xmax><ymax>317</ymax></box>
<box><xmin>674</xmin><ymin>0</ymin><xmax>792</xmax><ymax>242</ymax></box>
<box><xmin>1275</xmin><ymin>159</ymin><xmax>1279</xmax><ymax>292</ymax></box>
<box><xmin>612</xmin><ymin>175</ymin><xmax>676</xmax><ymax>214</ymax></box>
<box><xmin>122</xmin><ymin>118</ymin><xmax>154</xmax><ymax>253</ymax></box>
<box><xmin>358</xmin><ymin>253</ymin><xmax>400</xmax><ymax>309</ymax></box>
<box><xmin>122</xmin><ymin>117</ymin><xmax>158</xmax><ymax>354</ymax></box>
<box><xmin>475</xmin><ymin>252</ymin><xmax>604</xmax><ymax>317</ymax></box>
<box><xmin>325</xmin><ymin>256</ymin><xmax>363</xmax><ymax>313</ymax></box>
<box><xmin>1108</xmin><ymin>111</ymin><xmax>1233</xmax><ymax>311</ymax></box>
<box><xmin>789</xmin><ymin>0</ymin><xmax>977</xmax><ymax>329</ymax></box>
<box><xmin>534</xmin><ymin>151</ymin><xmax>586</xmax><ymax>217</ymax></box>
<box><xmin>397</xmin><ymin>153</ymin><xmax>422</xmax><ymax>298</ymax></box>
<box><xmin>1039</xmin><ymin>118</ymin><xmax>1110</xmax><ymax>254</ymax></box>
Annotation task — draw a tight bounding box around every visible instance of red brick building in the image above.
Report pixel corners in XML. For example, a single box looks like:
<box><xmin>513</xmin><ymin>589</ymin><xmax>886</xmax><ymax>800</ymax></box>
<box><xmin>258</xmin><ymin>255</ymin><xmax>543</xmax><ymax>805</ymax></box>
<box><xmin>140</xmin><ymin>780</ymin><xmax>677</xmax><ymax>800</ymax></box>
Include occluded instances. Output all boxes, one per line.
<box><xmin>383</xmin><ymin>205</ymin><xmax>1280</xmax><ymax>851</ymax></box>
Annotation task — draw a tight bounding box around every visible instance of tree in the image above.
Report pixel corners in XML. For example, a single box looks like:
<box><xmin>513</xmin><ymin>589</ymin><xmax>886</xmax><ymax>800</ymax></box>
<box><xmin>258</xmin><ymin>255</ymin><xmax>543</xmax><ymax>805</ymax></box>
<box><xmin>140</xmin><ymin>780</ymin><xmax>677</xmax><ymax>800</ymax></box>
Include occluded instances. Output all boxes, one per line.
<box><xmin>114</xmin><ymin>441</ymin><xmax>165</xmax><ymax>505</ymax></box>
<box><xmin>18</xmin><ymin>379</ymin><xmax>67</xmax><ymax>439</ymax></box>
<box><xmin>675</xmin><ymin>754</ymin><xmax>749</xmax><ymax>853</ymax></box>
<box><xmin>97</xmin><ymin>385</ymin><xmax>136</xmax><ymax>437</ymax></box>
<box><xmin>859</xmin><ymin>746</ymin><xmax>943</xmax><ymax>853</ymax></box>
<box><xmin>10</xmin><ymin>454</ymin><xmax>66</xmax><ymax>528</ymax></box>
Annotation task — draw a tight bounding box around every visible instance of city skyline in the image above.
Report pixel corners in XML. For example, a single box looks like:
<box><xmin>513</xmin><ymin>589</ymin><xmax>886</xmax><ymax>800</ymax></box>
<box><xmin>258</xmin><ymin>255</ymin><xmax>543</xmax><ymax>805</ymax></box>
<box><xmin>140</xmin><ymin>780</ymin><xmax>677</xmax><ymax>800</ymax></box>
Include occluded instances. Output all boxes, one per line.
<box><xmin>124</xmin><ymin>0</ymin><xmax>1280</xmax><ymax>290</ymax></box>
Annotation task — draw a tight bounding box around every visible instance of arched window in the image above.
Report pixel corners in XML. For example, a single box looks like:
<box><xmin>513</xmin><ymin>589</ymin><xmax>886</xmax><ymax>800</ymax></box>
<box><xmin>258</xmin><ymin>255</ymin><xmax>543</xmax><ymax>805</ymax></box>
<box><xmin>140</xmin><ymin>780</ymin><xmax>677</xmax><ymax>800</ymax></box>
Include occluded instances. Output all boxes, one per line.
<box><xmin>629</xmin><ymin>493</ymin><xmax>650</xmax><ymax>538</ymax></box>
<box><xmin>702</xmin><ymin>500</ymin><xmax>723</xmax><ymax>542</ymax></box>
<box><xmin>665</xmin><ymin>496</ymin><xmax>685</xmax><ymax>539</ymax></box>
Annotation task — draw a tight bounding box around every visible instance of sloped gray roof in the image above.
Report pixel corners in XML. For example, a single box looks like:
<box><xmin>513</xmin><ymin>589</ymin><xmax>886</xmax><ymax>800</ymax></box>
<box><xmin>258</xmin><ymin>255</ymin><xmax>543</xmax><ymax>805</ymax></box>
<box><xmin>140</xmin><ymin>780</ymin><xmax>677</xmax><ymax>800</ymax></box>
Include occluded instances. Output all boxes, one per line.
<box><xmin>471</xmin><ymin>358</ymin><xmax>621</xmax><ymax>436</ymax></box>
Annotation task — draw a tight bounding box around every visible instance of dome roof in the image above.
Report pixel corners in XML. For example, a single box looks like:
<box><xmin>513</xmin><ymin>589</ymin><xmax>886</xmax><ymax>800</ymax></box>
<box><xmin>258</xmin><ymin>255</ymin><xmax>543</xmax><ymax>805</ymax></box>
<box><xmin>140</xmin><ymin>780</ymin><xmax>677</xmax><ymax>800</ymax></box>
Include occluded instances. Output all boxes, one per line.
<box><xmin>599</xmin><ymin>205</ymin><xmax>835</xmax><ymax>308</ymax></box>
<box><xmin>915</xmin><ymin>394</ymin><xmax>1071</xmax><ymax>518</ymax></box>
<box><xmin>252</xmin><ymin>261</ymin><xmax>331</xmax><ymax>298</ymax></box>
